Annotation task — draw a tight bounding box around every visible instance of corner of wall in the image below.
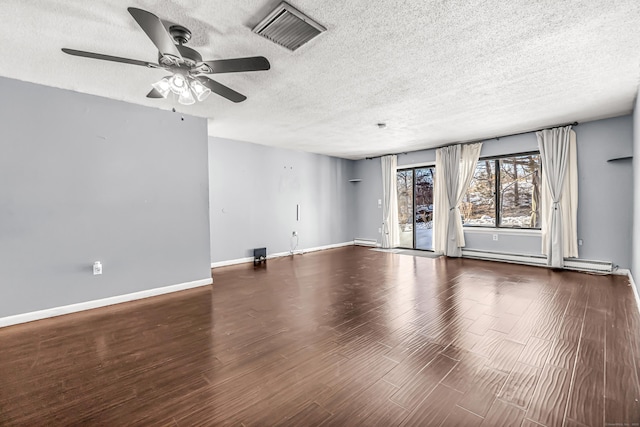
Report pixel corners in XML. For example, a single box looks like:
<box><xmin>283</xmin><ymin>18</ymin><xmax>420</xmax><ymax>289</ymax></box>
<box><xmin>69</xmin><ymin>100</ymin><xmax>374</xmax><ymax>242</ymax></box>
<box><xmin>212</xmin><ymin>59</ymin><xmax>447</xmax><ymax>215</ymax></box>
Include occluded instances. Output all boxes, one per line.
<box><xmin>632</xmin><ymin>88</ymin><xmax>640</xmax><ymax>295</ymax></box>
<box><xmin>208</xmin><ymin>137</ymin><xmax>356</xmax><ymax>263</ymax></box>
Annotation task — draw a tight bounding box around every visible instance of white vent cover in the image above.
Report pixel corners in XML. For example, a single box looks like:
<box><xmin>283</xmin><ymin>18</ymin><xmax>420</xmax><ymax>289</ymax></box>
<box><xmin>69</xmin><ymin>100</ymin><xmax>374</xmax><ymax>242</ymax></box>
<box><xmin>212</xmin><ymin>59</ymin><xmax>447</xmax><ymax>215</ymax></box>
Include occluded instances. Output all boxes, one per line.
<box><xmin>253</xmin><ymin>2</ymin><xmax>326</xmax><ymax>51</ymax></box>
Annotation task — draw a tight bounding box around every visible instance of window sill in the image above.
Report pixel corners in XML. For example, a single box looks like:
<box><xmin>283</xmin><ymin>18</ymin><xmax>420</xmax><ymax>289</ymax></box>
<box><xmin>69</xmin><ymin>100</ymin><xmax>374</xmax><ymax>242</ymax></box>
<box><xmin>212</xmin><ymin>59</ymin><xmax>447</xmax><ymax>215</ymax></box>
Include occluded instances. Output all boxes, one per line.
<box><xmin>463</xmin><ymin>227</ymin><xmax>541</xmax><ymax>236</ymax></box>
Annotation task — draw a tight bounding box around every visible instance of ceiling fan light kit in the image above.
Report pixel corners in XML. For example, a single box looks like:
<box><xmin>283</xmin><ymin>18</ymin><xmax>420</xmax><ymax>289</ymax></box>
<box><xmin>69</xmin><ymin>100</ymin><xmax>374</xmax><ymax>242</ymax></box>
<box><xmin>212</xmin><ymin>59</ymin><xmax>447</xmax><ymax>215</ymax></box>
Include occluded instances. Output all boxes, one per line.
<box><xmin>151</xmin><ymin>77</ymin><xmax>171</xmax><ymax>98</ymax></box>
<box><xmin>62</xmin><ymin>7</ymin><xmax>270</xmax><ymax>104</ymax></box>
<box><xmin>151</xmin><ymin>73</ymin><xmax>210</xmax><ymax>105</ymax></box>
<box><xmin>169</xmin><ymin>74</ymin><xmax>187</xmax><ymax>93</ymax></box>
<box><xmin>189</xmin><ymin>79</ymin><xmax>211</xmax><ymax>102</ymax></box>
<box><xmin>178</xmin><ymin>86</ymin><xmax>196</xmax><ymax>105</ymax></box>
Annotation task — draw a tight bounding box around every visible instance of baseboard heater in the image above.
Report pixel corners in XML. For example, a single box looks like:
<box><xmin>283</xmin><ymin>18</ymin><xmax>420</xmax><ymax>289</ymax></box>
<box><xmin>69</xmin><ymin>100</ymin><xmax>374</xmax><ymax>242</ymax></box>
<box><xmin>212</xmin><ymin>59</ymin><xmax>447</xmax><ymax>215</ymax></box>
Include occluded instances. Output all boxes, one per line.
<box><xmin>461</xmin><ymin>249</ymin><xmax>613</xmax><ymax>273</ymax></box>
<box><xmin>354</xmin><ymin>238</ymin><xmax>378</xmax><ymax>247</ymax></box>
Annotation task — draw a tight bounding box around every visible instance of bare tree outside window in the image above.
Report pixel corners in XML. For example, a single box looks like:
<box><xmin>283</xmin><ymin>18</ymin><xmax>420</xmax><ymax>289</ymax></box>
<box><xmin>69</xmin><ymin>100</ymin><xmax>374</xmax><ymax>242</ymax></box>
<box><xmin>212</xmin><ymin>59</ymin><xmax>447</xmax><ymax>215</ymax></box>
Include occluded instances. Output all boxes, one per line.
<box><xmin>462</xmin><ymin>161</ymin><xmax>496</xmax><ymax>225</ymax></box>
<box><xmin>462</xmin><ymin>153</ymin><xmax>541</xmax><ymax>228</ymax></box>
<box><xmin>499</xmin><ymin>154</ymin><xmax>540</xmax><ymax>228</ymax></box>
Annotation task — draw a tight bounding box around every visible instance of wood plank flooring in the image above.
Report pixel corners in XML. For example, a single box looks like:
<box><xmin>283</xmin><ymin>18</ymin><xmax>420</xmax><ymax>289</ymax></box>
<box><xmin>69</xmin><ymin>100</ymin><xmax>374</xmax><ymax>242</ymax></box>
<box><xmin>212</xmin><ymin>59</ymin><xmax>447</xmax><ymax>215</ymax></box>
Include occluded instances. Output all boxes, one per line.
<box><xmin>1</xmin><ymin>246</ymin><xmax>639</xmax><ymax>426</ymax></box>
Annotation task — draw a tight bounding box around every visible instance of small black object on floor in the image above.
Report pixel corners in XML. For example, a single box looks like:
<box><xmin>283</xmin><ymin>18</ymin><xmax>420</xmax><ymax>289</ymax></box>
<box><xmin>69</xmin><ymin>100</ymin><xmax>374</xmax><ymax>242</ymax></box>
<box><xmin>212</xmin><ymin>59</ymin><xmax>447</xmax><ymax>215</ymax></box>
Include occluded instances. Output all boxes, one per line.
<box><xmin>254</xmin><ymin>247</ymin><xmax>267</xmax><ymax>267</ymax></box>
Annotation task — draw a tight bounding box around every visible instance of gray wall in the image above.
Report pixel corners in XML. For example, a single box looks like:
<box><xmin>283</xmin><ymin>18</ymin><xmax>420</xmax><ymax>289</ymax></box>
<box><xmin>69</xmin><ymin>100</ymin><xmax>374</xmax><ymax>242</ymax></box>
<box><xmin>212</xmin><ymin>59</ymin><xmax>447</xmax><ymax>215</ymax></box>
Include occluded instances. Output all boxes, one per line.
<box><xmin>633</xmin><ymin>92</ymin><xmax>640</xmax><ymax>280</ymax></box>
<box><xmin>0</xmin><ymin>77</ymin><xmax>211</xmax><ymax>318</ymax></box>
<box><xmin>353</xmin><ymin>158</ymin><xmax>383</xmax><ymax>243</ymax></box>
<box><xmin>355</xmin><ymin>115</ymin><xmax>634</xmax><ymax>269</ymax></box>
<box><xmin>209</xmin><ymin>137</ymin><xmax>355</xmax><ymax>262</ymax></box>
<box><xmin>576</xmin><ymin>115</ymin><xmax>633</xmax><ymax>269</ymax></box>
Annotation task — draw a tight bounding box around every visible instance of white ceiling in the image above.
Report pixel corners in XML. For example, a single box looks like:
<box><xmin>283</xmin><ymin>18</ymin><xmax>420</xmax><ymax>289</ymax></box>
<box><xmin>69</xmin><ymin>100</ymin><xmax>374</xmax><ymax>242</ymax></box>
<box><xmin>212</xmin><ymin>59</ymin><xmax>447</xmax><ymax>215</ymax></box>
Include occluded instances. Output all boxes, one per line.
<box><xmin>1</xmin><ymin>1</ymin><xmax>639</xmax><ymax>160</ymax></box>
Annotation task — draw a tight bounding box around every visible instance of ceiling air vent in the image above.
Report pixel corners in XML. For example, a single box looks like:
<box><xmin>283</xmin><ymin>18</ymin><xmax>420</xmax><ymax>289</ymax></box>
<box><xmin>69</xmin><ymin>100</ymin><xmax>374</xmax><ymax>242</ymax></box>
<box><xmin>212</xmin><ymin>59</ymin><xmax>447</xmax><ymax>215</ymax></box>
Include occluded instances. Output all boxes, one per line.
<box><xmin>253</xmin><ymin>2</ymin><xmax>326</xmax><ymax>51</ymax></box>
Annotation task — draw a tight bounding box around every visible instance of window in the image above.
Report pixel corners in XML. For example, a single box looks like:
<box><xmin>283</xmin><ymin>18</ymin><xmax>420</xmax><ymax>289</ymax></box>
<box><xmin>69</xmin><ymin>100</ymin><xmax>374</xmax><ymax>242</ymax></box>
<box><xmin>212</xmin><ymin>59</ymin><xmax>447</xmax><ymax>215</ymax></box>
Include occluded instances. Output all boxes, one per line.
<box><xmin>462</xmin><ymin>153</ymin><xmax>541</xmax><ymax>229</ymax></box>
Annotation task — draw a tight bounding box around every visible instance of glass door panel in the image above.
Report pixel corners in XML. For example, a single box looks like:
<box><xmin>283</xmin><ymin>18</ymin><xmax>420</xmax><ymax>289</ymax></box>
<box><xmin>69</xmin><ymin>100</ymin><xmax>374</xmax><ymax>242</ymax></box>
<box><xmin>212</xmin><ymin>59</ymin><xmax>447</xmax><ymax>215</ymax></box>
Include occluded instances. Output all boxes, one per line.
<box><xmin>396</xmin><ymin>170</ymin><xmax>414</xmax><ymax>248</ymax></box>
<box><xmin>415</xmin><ymin>168</ymin><xmax>435</xmax><ymax>250</ymax></box>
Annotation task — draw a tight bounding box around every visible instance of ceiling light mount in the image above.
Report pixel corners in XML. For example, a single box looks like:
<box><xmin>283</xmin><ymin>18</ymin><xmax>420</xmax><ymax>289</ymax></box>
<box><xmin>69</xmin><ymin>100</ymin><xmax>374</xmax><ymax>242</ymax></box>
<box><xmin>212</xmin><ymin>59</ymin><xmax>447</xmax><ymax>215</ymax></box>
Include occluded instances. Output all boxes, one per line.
<box><xmin>169</xmin><ymin>25</ymin><xmax>192</xmax><ymax>45</ymax></box>
<box><xmin>377</xmin><ymin>123</ymin><xmax>387</xmax><ymax>129</ymax></box>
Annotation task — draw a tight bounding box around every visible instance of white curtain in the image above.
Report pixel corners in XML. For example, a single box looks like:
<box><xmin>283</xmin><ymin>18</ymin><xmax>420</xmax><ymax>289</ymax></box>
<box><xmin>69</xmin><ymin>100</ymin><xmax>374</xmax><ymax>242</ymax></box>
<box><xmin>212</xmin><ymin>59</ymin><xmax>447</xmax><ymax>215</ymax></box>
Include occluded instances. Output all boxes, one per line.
<box><xmin>381</xmin><ymin>155</ymin><xmax>399</xmax><ymax>249</ymax></box>
<box><xmin>434</xmin><ymin>143</ymin><xmax>482</xmax><ymax>256</ymax></box>
<box><xmin>537</xmin><ymin>126</ymin><xmax>576</xmax><ymax>267</ymax></box>
<box><xmin>434</xmin><ymin>145</ymin><xmax>459</xmax><ymax>255</ymax></box>
<box><xmin>540</xmin><ymin>128</ymin><xmax>578</xmax><ymax>265</ymax></box>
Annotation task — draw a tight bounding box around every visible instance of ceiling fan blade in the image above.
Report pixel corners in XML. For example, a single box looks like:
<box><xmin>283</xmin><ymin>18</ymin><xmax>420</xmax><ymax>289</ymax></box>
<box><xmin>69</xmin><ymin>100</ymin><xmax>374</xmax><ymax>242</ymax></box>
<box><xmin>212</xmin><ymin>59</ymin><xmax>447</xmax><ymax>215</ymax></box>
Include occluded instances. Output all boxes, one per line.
<box><xmin>146</xmin><ymin>88</ymin><xmax>164</xmax><ymax>98</ymax></box>
<box><xmin>202</xmin><ymin>56</ymin><xmax>270</xmax><ymax>74</ymax></box>
<box><xmin>197</xmin><ymin>76</ymin><xmax>247</xmax><ymax>103</ymax></box>
<box><xmin>62</xmin><ymin>48</ymin><xmax>157</xmax><ymax>68</ymax></box>
<box><xmin>127</xmin><ymin>7</ymin><xmax>182</xmax><ymax>59</ymax></box>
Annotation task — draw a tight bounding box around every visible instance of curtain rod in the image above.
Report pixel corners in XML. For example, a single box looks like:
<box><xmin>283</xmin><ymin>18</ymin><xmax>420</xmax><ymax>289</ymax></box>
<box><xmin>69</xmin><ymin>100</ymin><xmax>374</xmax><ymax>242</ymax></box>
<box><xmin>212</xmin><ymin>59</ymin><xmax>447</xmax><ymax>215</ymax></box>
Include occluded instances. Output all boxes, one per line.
<box><xmin>365</xmin><ymin>121</ymin><xmax>579</xmax><ymax>160</ymax></box>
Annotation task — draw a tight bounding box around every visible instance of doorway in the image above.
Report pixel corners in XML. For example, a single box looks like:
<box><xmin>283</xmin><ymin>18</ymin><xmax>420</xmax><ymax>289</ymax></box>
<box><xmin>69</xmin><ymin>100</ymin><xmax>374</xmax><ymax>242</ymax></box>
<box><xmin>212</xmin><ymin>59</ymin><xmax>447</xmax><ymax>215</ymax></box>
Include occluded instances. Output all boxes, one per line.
<box><xmin>396</xmin><ymin>167</ymin><xmax>435</xmax><ymax>250</ymax></box>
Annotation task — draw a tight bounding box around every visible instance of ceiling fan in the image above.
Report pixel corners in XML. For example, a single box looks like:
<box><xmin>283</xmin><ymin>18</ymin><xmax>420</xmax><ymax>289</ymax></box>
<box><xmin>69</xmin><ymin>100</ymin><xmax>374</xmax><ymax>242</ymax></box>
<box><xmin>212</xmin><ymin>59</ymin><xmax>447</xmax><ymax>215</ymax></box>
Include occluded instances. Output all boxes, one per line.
<box><xmin>62</xmin><ymin>7</ymin><xmax>270</xmax><ymax>104</ymax></box>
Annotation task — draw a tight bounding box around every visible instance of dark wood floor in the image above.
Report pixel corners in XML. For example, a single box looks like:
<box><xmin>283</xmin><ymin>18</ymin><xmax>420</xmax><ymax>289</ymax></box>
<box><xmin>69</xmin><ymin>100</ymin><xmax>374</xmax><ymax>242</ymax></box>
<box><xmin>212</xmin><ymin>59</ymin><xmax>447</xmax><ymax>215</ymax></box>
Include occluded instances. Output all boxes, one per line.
<box><xmin>1</xmin><ymin>246</ymin><xmax>639</xmax><ymax>426</ymax></box>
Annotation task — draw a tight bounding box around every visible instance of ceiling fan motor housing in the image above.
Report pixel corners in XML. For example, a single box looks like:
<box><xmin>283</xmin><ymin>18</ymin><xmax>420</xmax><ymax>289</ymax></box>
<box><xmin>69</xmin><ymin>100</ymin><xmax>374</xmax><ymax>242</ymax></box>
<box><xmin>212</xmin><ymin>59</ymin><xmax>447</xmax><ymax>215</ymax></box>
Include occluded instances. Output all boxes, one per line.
<box><xmin>158</xmin><ymin>44</ymin><xmax>209</xmax><ymax>71</ymax></box>
<box><xmin>157</xmin><ymin>25</ymin><xmax>210</xmax><ymax>71</ymax></box>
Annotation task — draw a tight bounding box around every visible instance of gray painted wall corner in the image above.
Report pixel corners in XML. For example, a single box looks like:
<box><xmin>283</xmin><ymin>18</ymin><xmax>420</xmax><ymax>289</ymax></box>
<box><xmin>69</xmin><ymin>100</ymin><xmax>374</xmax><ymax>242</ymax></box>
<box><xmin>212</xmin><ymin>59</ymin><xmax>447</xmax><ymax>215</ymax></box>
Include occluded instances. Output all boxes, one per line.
<box><xmin>575</xmin><ymin>116</ymin><xmax>633</xmax><ymax>269</ymax></box>
<box><xmin>632</xmin><ymin>91</ymin><xmax>640</xmax><ymax>284</ymax></box>
<box><xmin>353</xmin><ymin>158</ymin><xmax>383</xmax><ymax>243</ymax></box>
<box><xmin>208</xmin><ymin>137</ymin><xmax>356</xmax><ymax>263</ymax></box>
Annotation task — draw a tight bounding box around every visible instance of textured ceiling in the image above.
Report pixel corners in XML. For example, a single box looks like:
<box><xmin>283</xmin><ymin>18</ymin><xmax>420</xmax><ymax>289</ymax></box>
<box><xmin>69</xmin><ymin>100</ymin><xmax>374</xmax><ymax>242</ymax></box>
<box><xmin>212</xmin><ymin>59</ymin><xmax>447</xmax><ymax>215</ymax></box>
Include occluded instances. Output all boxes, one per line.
<box><xmin>1</xmin><ymin>1</ymin><xmax>639</xmax><ymax>159</ymax></box>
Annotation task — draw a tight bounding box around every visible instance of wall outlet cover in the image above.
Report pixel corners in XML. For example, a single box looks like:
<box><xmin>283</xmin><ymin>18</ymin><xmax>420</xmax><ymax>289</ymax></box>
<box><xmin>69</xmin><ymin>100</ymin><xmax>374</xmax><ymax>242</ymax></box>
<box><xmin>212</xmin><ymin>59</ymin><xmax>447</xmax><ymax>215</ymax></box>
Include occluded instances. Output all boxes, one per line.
<box><xmin>93</xmin><ymin>261</ymin><xmax>102</xmax><ymax>275</ymax></box>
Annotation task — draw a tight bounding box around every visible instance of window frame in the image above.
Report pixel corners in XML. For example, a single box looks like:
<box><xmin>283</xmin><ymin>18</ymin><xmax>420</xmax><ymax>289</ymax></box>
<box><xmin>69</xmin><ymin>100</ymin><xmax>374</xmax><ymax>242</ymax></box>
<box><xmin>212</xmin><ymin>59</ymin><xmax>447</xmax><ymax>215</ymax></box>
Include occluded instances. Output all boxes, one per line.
<box><xmin>463</xmin><ymin>150</ymin><xmax>541</xmax><ymax>230</ymax></box>
<box><xmin>396</xmin><ymin>168</ymin><xmax>416</xmax><ymax>249</ymax></box>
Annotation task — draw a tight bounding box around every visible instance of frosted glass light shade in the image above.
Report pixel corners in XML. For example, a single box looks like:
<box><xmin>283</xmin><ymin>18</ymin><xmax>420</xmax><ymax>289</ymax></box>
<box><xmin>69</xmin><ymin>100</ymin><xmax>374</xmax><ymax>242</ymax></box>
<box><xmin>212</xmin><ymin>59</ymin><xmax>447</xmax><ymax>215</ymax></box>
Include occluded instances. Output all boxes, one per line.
<box><xmin>169</xmin><ymin>74</ymin><xmax>188</xmax><ymax>95</ymax></box>
<box><xmin>151</xmin><ymin>77</ymin><xmax>171</xmax><ymax>98</ymax></box>
<box><xmin>151</xmin><ymin>74</ymin><xmax>208</xmax><ymax>105</ymax></box>
<box><xmin>178</xmin><ymin>88</ymin><xmax>195</xmax><ymax>105</ymax></box>
<box><xmin>190</xmin><ymin>79</ymin><xmax>211</xmax><ymax>101</ymax></box>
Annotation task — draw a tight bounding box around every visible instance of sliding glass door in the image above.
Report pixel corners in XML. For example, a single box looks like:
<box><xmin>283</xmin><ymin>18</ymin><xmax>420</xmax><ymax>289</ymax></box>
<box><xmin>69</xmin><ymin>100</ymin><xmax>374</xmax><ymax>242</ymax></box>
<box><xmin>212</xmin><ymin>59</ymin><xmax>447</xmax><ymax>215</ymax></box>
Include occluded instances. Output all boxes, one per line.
<box><xmin>396</xmin><ymin>170</ymin><xmax>414</xmax><ymax>248</ymax></box>
<box><xmin>396</xmin><ymin>166</ymin><xmax>435</xmax><ymax>250</ymax></box>
<box><xmin>415</xmin><ymin>167</ymin><xmax>434</xmax><ymax>250</ymax></box>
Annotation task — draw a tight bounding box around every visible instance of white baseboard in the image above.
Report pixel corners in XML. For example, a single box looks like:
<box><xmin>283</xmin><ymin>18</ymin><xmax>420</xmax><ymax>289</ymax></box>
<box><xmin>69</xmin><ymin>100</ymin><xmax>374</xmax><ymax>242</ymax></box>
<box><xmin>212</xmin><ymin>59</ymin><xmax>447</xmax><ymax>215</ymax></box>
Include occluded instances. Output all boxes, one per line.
<box><xmin>460</xmin><ymin>249</ymin><xmax>613</xmax><ymax>273</ymax></box>
<box><xmin>617</xmin><ymin>269</ymin><xmax>640</xmax><ymax>316</ymax></box>
<box><xmin>211</xmin><ymin>241</ymin><xmax>355</xmax><ymax>269</ymax></box>
<box><xmin>631</xmin><ymin>271</ymin><xmax>640</xmax><ymax>316</ymax></box>
<box><xmin>612</xmin><ymin>269</ymin><xmax>630</xmax><ymax>276</ymax></box>
<box><xmin>211</xmin><ymin>257</ymin><xmax>255</xmax><ymax>268</ymax></box>
<box><xmin>354</xmin><ymin>238</ymin><xmax>378</xmax><ymax>247</ymax></box>
<box><xmin>0</xmin><ymin>277</ymin><xmax>213</xmax><ymax>329</ymax></box>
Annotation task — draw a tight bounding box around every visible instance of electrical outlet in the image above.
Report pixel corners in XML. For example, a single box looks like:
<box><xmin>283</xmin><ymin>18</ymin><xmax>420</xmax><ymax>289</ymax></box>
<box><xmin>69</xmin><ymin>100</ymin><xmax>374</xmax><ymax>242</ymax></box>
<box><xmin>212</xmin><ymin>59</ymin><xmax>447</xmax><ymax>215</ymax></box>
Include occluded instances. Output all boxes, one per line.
<box><xmin>292</xmin><ymin>231</ymin><xmax>297</xmax><ymax>237</ymax></box>
<box><xmin>492</xmin><ymin>234</ymin><xmax>498</xmax><ymax>241</ymax></box>
<box><xmin>378</xmin><ymin>228</ymin><xmax>382</xmax><ymax>233</ymax></box>
<box><xmin>93</xmin><ymin>261</ymin><xmax>102</xmax><ymax>275</ymax></box>
<box><xmin>578</xmin><ymin>239</ymin><xmax>583</xmax><ymax>246</ymax></box>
